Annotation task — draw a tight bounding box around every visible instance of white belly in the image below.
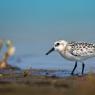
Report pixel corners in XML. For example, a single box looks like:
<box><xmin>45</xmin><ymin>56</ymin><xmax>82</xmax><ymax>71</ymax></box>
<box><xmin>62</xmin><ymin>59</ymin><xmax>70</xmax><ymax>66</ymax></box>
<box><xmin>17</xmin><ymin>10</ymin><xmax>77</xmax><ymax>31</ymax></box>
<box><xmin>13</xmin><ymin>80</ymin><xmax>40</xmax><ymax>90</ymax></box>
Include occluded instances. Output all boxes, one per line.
<box><xmin>58</xmin><ymin>51</ymin><xmax>92</xmax><ymax>61</ymax></box>
<box><xmin>59</xmin><ymin>52</ymin><xmax>77</xmax><ymax>61</ymax></box>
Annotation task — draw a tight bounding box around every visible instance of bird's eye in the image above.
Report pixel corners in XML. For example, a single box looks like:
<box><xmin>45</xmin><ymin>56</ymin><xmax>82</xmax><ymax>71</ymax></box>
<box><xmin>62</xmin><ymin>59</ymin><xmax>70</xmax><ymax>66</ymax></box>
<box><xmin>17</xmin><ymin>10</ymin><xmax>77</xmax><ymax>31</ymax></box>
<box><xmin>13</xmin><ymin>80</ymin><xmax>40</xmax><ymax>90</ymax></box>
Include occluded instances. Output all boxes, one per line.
<box><xmin>55</xmin><ymin>43</ymin><xmax>60</xmax><ymax>46</ymax></box>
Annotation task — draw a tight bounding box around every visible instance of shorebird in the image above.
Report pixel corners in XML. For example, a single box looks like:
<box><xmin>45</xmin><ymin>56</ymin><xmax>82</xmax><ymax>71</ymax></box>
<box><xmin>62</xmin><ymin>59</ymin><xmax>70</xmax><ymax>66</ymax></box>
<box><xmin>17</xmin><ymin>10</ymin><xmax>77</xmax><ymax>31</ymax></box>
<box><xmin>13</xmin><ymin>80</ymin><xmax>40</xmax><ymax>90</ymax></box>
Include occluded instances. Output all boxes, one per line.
<box><xmin>45</xmin><ymin>40</ymin><xmax>95</xmax><ymax>75</ymax></box>
<box><xmin>0</xmin><ymin>40</ymin><xmax>15</xmax><ymax>69</ymax></box>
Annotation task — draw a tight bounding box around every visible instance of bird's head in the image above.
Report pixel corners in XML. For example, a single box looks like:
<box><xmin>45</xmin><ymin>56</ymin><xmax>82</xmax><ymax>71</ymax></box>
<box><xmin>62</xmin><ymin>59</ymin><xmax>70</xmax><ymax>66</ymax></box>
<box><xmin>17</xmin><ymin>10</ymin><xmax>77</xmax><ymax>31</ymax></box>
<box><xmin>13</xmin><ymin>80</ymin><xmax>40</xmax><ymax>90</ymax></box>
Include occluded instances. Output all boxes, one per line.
<box><xmin>45</xmin><ymin>40</ymin><xmax>68</xmax><ymax>55</ymax></box>
<box><xmin>5</xmin><ymin>40</ymin><xmax>13</xmax><ymax>47</ymax></box>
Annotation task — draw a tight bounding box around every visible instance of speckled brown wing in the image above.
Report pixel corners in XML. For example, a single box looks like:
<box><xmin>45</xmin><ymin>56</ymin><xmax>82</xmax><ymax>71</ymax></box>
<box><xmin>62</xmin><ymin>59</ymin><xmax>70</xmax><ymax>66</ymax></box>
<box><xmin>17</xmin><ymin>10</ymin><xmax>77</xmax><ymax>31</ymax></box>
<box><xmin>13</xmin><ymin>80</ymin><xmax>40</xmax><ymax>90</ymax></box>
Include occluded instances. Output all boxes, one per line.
<box><xmin>68</xmin><ymin>42</ymin><xmax>95</xmax><ymax>57</ymax></box>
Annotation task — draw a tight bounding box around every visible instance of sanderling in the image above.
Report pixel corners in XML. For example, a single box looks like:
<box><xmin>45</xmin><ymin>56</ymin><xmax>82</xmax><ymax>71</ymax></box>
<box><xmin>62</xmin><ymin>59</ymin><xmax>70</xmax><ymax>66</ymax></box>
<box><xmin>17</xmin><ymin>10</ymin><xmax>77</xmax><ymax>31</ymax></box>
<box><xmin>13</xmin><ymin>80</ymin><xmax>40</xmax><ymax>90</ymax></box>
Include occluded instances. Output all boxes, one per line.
<box><xmin>0</xmin><ymin>40</ymin><xmax>15</xmax><ymax>69</ymax></box>
<box><xmin>5</xmin><ymin>40</ymin><xmax>15</xmax><ymax>56</ymax></box>
<box><xmin>45</xmin><ymin>40</ymin><xmax>95</xmax><ymax>75</ymax></box>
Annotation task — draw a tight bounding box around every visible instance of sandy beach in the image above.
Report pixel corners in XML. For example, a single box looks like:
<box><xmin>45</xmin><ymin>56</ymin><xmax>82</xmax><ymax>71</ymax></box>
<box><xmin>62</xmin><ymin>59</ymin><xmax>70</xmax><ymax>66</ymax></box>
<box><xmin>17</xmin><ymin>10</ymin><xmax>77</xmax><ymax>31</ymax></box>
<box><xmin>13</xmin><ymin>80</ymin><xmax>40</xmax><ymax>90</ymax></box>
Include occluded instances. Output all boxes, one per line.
<box><xmin>0</xmin><ymin>69</ymin><xmax>95</xmax><ymax>95</ymax></box>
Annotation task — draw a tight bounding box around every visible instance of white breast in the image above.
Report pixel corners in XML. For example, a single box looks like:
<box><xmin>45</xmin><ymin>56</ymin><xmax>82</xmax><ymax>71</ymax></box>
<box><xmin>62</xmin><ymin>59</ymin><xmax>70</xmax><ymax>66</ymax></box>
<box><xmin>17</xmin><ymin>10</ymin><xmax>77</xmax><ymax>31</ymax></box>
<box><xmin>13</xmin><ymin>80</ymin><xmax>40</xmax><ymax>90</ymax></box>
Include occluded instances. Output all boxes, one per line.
<box><xmin>59</xmin><ymin>51</ymin><xmax>78</xmax><ymax>61</ymax></box>
<box><xmin>58</xmin><ymin>45</ymin><xmax>84</xmax><ymax>61</ymax></box>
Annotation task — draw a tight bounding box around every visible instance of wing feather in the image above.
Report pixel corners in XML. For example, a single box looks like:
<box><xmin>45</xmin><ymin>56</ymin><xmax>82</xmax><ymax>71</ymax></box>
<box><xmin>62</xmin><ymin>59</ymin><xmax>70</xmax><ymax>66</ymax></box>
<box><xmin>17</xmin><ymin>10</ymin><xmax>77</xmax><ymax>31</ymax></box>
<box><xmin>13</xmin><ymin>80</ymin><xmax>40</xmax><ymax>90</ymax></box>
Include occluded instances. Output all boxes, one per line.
<box><xmin>68</xmin><ymin>42</ymin><xmax>95</xmax><ymax>57</ymax></box>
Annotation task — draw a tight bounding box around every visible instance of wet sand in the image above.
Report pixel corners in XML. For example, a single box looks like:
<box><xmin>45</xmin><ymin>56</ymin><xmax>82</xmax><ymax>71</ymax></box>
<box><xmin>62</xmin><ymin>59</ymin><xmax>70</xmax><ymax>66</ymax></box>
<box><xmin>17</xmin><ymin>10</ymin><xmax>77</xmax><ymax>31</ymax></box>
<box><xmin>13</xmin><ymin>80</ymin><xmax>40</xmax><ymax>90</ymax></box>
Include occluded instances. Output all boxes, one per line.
<box><xmin>0</xmin><ymin>69</ymin><xmax>95</xmax><ymax>95</ymax></box>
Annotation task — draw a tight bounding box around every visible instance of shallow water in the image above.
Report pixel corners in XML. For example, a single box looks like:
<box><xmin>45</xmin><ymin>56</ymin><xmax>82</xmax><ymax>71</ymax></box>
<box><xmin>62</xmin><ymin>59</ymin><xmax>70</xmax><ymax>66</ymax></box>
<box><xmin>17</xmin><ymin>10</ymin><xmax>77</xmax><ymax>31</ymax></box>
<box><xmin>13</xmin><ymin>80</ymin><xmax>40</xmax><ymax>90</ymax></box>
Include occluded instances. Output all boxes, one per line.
<box><xmin>7</xmin><ymin>53</ymin><xmax>95</xmax><ymax>77</ymax></box>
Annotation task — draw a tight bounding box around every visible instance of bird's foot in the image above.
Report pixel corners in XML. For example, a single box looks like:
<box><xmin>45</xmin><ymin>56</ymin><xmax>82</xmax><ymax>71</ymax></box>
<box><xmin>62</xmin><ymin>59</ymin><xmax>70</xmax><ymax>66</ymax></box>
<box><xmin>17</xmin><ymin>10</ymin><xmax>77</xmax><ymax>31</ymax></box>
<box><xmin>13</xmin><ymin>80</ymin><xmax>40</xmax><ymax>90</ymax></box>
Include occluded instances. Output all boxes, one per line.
<box><xmin>71</xmin><ymin>72</ymin><xmax>74</xmax><ymax>75</ymax></box>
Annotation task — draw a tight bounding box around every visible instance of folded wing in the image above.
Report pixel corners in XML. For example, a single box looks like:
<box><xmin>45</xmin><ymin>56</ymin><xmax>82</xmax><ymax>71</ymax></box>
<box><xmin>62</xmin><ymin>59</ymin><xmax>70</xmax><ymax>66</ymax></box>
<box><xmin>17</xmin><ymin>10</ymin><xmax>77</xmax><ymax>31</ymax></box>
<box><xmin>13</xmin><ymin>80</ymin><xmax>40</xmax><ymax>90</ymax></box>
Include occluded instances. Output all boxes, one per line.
<box><xmin>68</xmin><ymin>42</ymin><xmax>95</xmax><ymax>57</ymax></box>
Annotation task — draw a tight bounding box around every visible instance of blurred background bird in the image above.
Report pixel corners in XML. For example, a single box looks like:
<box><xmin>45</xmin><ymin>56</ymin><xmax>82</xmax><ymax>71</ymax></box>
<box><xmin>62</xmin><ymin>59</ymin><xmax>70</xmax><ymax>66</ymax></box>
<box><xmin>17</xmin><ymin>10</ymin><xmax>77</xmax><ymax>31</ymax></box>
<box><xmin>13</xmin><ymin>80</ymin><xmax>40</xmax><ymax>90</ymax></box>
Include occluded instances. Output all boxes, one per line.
<box><xmin>0</xmin><ymin>40</ymin><xmax>15</xmax><ymax>69</ymax></box>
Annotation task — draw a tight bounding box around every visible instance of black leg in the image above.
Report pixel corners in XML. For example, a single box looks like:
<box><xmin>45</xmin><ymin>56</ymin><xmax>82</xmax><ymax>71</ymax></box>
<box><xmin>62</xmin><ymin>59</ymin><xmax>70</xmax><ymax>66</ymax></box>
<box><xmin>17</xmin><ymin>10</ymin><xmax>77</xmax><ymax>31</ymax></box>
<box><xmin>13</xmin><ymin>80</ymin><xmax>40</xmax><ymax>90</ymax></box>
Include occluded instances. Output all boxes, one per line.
<box><xmin>71</xmin><ymin>61</ymin><xmax>77</xmax><ymax>75</ymax></box>
<box><xmin>82</xmin><ymin>62</ymin><xmax>85</xmax><ymax>75</ymax></box>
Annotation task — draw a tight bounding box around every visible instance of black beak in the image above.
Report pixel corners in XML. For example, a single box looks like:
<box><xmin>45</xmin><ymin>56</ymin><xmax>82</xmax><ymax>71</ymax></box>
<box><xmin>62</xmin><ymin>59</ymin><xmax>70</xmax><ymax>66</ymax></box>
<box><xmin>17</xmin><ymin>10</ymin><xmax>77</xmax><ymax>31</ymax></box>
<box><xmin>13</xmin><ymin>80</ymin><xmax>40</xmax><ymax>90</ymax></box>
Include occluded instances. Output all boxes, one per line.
<box><xmin>45</xmin><ymin>47</ymin><xmax>54</xmax><ymax>55</ymax></box>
